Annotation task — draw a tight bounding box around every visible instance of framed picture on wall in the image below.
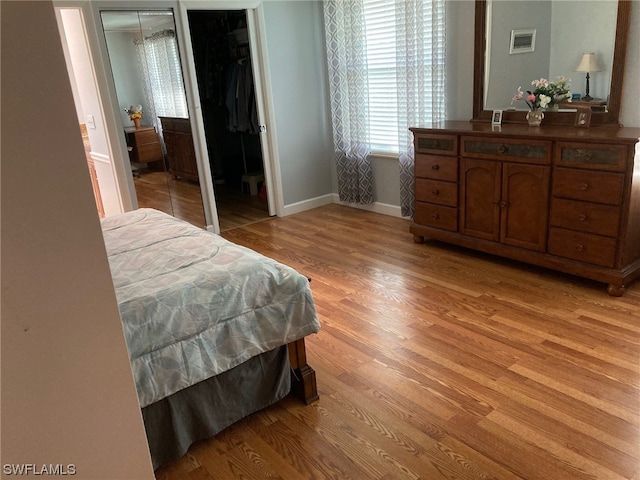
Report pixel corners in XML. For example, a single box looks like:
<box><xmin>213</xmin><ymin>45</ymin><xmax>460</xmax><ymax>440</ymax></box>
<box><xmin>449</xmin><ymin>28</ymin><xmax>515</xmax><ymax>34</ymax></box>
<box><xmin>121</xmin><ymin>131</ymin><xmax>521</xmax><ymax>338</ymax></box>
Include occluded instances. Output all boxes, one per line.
<box><xmin>575</xmin><ymin>108</ymin><xmax>592</xmax><ymax>128</ymax></box>
<box><xmin>510</xmin><ymin>29</ymin><xmax>536</xmax><ymax>54</ymax></box>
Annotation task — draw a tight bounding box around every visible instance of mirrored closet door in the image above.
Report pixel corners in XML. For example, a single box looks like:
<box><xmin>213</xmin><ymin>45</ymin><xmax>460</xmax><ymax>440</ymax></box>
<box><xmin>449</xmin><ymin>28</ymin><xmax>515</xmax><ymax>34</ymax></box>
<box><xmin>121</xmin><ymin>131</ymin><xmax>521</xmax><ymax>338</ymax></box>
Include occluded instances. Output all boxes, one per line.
<box><xmin>101</xmin><ymin>10</ymin><xmax>207</xmax><ymax>228</ymax></box>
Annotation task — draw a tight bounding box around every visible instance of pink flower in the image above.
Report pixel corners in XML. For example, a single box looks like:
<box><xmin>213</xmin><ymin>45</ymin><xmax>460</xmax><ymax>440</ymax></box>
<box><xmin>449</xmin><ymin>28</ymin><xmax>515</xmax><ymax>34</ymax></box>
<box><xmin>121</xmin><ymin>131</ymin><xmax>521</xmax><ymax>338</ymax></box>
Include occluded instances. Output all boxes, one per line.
<box><xmin>531</xmin><ymin>78</ymin><xmax>549</xmax><ymax>88</ymax></box>
<box><xmin>527</xmin><ymin>93</ymin><xmax>536</xmax><ymax>102</ymax></box>
<box><xmin>512</xmin><ymin>86</ymin><xmax>524</xmax><ymax>102</ymax></box>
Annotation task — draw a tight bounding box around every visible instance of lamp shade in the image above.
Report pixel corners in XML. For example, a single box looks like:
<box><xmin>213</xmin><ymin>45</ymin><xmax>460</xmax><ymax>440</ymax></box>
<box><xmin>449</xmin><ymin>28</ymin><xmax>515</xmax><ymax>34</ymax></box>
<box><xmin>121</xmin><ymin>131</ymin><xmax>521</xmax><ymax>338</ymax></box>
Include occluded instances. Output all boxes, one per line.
<box><xmin>576</xmin><ymin>53</ymin><xmax>602</xmax><ymax>73</ymax></box>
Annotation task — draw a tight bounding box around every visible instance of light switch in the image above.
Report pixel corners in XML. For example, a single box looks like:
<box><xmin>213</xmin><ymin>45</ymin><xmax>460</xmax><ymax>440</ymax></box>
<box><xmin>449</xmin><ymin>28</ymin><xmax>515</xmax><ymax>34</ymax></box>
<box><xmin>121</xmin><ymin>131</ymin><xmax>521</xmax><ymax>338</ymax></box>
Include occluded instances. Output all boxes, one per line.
<box><xmin>86</xmin><ymin>114</ymin><xmax>96</xmax><ymax>129</ymax></box>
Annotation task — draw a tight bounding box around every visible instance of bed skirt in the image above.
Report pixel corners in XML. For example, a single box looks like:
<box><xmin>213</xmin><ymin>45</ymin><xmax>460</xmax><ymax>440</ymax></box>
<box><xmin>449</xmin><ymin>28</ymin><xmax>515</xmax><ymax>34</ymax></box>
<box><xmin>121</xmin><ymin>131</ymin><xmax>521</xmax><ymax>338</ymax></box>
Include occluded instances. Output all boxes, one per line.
<box><xmin>142</xmin><ymin>345</ymin><xmax>291</xmax><ymax>470</ymax></box>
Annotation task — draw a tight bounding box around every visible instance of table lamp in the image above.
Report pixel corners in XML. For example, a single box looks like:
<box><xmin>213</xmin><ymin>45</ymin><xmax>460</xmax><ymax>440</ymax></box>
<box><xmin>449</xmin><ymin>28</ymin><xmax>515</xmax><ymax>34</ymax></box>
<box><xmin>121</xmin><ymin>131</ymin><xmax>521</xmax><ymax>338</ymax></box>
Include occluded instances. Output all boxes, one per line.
<box><xmin>576</xmin><ymin>52</ymin><xmax>602</xmax><ymax>101</ymax></box>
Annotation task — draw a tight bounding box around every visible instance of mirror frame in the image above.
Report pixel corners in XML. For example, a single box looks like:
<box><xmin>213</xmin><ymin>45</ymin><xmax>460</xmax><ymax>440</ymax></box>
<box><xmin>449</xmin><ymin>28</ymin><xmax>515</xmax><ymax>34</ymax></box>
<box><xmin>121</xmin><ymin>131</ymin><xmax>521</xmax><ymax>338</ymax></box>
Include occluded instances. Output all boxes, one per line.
<box><xmin>472</xmin><ymin>0</ymin><xmax>632</xmax><ymax>126</ymax></box>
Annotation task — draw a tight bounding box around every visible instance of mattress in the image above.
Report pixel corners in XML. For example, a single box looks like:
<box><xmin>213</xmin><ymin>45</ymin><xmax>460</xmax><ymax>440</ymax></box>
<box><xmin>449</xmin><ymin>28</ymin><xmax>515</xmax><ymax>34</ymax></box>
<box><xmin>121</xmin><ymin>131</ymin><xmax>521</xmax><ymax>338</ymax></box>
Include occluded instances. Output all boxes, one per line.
<box><xmin>101</xmin><ymin>208</ymin><xmax>320</xmax><ymax>407</ymax></box>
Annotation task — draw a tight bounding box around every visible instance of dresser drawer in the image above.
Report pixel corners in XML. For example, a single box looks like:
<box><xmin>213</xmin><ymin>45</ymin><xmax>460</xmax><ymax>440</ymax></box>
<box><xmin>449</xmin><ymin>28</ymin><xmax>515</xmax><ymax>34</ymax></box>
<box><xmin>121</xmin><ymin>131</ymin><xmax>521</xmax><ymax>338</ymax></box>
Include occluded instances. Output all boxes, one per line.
<box><xmin>415</xmin><ymin>154</ymin><xmax>458</xmax><ymax>181</ymax></box>
<box><xmin>550</xmin><ymin>198</ymin><xmax>621</xmax><ymax>237</ymax></box>
<box><xmin>461</xmin><ymin>136</ymin><xmax>551</xmax><ymax>165</ymax></box>
<box><xmin>136</xmin><ymin>143</ymin><xmax>163</xmax><ymax>163</ymax></box>
<box><xmin>132</xmin><ymin>129</ymin><xmax>159</xmax><ymax>145</ymax></box>
<box><xmin>414</xmin><ymin>134</ymin><xmax>457</xmax><ymax>156</ymax></box>
<box><xmin>414</xmin><ymin>202</ymin><xmax>458</xmax><ymax>231</ymax></box>
<box><xmin>555</xmin><ymin>142</ymin><xmax>627</xmax><ymax>172</ymax></box>
<box><xmin>548</xmin><ymin>227</ymin><xmax>617</xmax><ymax>268</ymax></box>
<box><xmin>415</xmin><ymin>179</ymin><xmax>458</xmax><ymax>207</ymax></box>
<box><xmin>552</xmin><ymin>167</ymin><xmax>624</xmax><ymax>205</ymax></box>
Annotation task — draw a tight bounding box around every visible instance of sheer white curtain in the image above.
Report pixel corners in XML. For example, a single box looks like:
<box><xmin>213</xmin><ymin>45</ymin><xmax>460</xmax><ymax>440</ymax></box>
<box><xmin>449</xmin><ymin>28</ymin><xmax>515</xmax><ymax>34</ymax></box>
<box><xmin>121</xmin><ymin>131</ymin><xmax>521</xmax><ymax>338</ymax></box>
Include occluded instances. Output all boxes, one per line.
<box><xmin>323</xmin><ymin>0</ymin><xmax>446</xmax><ymax>214</ymax></box>
<box><xmin>397</xmin><ymin>0</ymin><xmax>446</xmax><ymax>217</ymax></box>
<box><xmin>135</xmin><ymin>30</ymin><xmax>188</xmax><ymax>145</ymax></box>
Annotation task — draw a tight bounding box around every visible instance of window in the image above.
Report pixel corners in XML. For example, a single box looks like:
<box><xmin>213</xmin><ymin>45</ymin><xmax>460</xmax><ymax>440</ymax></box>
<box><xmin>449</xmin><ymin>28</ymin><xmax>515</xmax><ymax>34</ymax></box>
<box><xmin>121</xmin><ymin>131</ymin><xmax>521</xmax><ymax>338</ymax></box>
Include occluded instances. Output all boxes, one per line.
<box><xmin>323</xmin><ymin>0</ymin><xmax>446</xmax><ymax>212</ymax></box>
<box><xmin>363</xmin><ymin>0</ymin><xmax>399</xmax><ymax>153</ymax></box>
<box><xmin>362</xmin><ymin>0</ymin><xmax>446</xmax><ymax>155</ymax></box>
<box><xmin>136</xmin><ymin>29</ymin><xmax>189</xmax><ymax>119</ymax></box>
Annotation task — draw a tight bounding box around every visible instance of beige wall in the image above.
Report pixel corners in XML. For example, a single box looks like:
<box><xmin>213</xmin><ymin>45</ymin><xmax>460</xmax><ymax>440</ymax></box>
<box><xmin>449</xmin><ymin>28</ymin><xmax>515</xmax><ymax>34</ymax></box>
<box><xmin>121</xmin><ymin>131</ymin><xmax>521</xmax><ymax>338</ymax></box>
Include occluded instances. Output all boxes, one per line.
<box><xmin>1</xmin><ymin>1</ymin><xmax>154</xmax><ymax>478</ymax></box>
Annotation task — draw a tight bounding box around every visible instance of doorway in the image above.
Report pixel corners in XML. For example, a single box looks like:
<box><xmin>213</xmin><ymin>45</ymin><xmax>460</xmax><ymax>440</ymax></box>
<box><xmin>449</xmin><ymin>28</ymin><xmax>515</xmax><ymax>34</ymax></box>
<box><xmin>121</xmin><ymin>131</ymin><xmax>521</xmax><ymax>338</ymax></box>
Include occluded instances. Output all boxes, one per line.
<box><xmin>186</xmin><ymin>10</ymin><xmax>269</xmax><ymax>231</ymax></box>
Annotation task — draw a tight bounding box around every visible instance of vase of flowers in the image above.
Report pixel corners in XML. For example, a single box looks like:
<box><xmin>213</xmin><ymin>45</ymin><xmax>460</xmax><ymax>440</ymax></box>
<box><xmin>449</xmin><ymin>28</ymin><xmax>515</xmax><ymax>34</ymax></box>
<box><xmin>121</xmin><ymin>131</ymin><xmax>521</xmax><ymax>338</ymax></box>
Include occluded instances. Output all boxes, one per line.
<box><xmin>525</xmin><ymin>110</ymin><xmax>544</xmax><ymax>127</ymax></box>
<box><xmin>512</xmin><ymin>77</ymin><xmax>572</xmax><ymax>125</ymax></box>
<box><xmin>125</xmin><ymin>105</ymin><xmax>143</xmax><ymax>128</ymax></box>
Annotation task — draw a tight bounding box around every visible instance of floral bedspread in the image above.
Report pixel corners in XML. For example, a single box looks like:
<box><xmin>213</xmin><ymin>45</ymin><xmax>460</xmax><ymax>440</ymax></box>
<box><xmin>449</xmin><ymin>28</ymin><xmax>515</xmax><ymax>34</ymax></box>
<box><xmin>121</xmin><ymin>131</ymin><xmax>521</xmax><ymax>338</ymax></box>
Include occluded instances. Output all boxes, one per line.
<box><xmin>101</xmin><ymin>208</ymin><xmax>320</xmax><ymax>407</ymax></box>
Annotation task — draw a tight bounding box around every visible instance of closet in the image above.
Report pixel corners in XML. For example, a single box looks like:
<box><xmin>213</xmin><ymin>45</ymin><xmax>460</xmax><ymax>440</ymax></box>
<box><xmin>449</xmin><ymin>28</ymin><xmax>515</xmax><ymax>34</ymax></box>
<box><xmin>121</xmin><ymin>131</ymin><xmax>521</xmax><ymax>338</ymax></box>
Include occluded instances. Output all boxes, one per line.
<box><xmin>187</xmin><ymin>11</ymin><xmax>266</xmax><ymax>200</ymax></box>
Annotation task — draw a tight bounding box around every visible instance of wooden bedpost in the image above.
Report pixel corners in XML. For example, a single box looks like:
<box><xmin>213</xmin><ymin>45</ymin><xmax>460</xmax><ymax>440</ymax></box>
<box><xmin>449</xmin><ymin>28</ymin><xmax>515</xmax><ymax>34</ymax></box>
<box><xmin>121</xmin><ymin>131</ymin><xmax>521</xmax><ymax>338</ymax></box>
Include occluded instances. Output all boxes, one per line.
<box><xmin>287</xmin><ymin>338</ymin><xmax>319</xmax><ymax>404</ymax></box>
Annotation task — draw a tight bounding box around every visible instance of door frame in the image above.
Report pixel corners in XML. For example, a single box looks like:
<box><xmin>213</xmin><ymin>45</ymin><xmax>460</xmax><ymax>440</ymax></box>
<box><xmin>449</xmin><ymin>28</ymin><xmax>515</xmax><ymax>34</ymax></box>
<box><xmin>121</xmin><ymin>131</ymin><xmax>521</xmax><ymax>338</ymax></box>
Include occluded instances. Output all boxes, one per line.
<box><xmin>176</xmin><ymin>0</ymin><xmax>283</xmax><ymax>231</ymax></box>
<box><xmin>54</xmin><ymin>1</ymin><xmax>140</xmax><ymax>215</ymax></box>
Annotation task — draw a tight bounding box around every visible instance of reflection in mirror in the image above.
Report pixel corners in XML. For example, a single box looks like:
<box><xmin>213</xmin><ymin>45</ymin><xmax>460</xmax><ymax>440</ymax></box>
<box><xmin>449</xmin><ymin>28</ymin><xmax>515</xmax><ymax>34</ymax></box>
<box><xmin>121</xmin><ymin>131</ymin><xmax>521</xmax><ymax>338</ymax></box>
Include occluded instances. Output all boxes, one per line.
<box><xmin>101</xmin><ymin>10</ymin><xmax>206</xmax><ymax>228</ymax></box>
<box><xmin>483</xmin><ymin>0</ymin><xmax>617</xmax><ymax>112</ymax></box>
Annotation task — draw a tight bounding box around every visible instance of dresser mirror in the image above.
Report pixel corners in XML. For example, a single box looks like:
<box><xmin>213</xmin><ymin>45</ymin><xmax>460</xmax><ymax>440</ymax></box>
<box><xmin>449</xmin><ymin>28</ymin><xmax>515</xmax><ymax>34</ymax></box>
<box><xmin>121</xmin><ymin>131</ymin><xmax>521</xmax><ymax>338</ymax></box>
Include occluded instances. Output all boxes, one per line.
<box><xmin>473</xmin><ymin>0</ymin><xmax>632</xmax><ymax>126</ymax></box>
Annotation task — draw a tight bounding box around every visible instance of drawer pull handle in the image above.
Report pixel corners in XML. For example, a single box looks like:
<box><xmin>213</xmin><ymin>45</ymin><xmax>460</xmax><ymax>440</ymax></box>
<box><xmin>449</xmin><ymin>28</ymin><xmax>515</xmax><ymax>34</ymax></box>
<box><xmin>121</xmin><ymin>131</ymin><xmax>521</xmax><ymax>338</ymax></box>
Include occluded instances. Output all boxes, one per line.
<box><xmin>432</xmin><ymin>189</ymin><xmax>440</xmax><ymax>195</ymax></box>
<box><xmin>431</xmin><ymin>164</ymin><xmax>440</xmax><ymax>171</ymax></box>
<box><xmin>499</xmin><ymin>201</ymin><xmax>507</xmax><ymax>208</ymax></box>
<box><xmin>579</xmin><ymin>183</ymin><xmax>589</xmax><ymax>191</ymax></box>
<box><xmin>498</xmin><ymin>144</ymin><xmax>508</xmax><ymax>154</ymax></box>
<box><xmin>582</xmin><ymin>152</ymin><xmax>593</xmax><ymax>161</ymax></box>
<box><xmin>432</xmin><ymin>213</ymin><xmax>440</xmax><ymax>220</ymax></box>
<box><xmin>432</xmin><ymin>140</ymin><xmax>440</xmax><ymax>149</ymax></box>
<box><xmin>578</xmin><ymin>214</ymin><xmax>587</xmax><ymax>222</ymax></box>
<box><xmin>576</xmin><ymin>244</ymin><xmax>585</xmax><ymax>252</ymax></box>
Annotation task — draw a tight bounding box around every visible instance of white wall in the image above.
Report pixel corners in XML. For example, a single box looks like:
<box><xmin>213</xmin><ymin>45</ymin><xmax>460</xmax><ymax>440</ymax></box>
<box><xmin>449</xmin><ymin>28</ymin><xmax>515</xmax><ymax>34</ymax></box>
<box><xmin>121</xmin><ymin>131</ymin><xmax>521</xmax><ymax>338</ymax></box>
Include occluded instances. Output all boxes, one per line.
<box><xmin>262</xmin><ymin>0</ymin><xmax>334</xmax><ymax>207</ymax></box>
<box><xmin>485</xmin><ymin>1</ymin><xmax>552</xmax><ymax>110</ymax></box>
<box><xmin>103</xmin><ymin>30</ymin><xmax>148</xmax><ymax>127</ymax></box>
<box><xmin>58</xmin><ymin>7</ymin><xmax>125</xmax><ymax>217</ymax></box>
<box><xmin>1</xmin><ymin>2</ymin><xmax>155</xmax><ymax>478</ymax></box>
<box><xmin>549</xmin><ymin>1</ymin><xmax>616</xmax><ymax>101</ymax></box>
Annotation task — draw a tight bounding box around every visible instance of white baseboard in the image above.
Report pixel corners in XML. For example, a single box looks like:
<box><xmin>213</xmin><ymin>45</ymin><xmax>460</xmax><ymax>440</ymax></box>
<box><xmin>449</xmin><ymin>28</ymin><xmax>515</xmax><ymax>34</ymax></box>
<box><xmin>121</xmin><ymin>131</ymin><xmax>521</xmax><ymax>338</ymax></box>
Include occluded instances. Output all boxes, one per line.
<box><xmin>332</xmin><ymin>194</ymin><xmax>405</xmax><ymax>218</ymax></box>
<box><xmin>281</xmin><ymin>193</ymin><xmax>406</xmax><ymax>219</ymax></box>
<box><xmin>282</xmin><ymin>194</ymin><xmax>334</xmax><ymax>216</ymax></box>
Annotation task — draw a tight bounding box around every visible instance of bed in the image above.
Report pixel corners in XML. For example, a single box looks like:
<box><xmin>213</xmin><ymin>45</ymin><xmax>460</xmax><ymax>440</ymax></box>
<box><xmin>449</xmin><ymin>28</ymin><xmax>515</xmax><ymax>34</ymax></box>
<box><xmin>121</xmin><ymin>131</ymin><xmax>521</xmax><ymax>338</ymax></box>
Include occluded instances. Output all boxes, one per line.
<box><xmin>100</xmin><ymin>208</ymin><xmax>321</xmax><ymax>469</ymax></box>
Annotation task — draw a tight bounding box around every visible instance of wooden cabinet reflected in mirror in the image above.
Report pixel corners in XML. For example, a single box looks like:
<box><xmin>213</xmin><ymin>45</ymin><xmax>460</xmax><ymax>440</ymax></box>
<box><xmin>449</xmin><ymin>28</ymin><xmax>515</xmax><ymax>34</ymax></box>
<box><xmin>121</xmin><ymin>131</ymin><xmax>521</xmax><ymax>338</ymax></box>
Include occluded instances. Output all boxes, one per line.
<box><xmin>472</xmin><ymin>0</ymin><xmax>632</xmax><ymax>126</ymax></box>
<box><xmin>159</xmin><ymin>117</ymin><xmax>199</xmax><ymax>183</ymax></box>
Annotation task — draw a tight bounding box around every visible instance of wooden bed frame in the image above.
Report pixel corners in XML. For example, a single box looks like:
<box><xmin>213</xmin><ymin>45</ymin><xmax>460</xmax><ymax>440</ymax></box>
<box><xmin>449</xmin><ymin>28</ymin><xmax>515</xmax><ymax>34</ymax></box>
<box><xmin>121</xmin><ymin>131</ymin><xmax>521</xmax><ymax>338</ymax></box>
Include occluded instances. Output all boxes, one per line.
<box><xmin>288</xmin><ymin>338</ymin><xmax>318</xmax><ymax>404</ymax></box>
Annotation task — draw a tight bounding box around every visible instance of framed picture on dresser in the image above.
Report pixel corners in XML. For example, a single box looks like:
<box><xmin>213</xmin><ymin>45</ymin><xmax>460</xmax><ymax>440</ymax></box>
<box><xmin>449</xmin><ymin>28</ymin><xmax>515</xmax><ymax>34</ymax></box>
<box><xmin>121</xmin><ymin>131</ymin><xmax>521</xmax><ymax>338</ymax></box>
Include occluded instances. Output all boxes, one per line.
<box><xmin>575</xmin><ymin>108</ymin><xmax>591</xmax><ymax>128</ymax></box>
<box><xmin>491</xmin><ymin>110</ymin><xmax>503</xmax><ymax>125</ymax></box>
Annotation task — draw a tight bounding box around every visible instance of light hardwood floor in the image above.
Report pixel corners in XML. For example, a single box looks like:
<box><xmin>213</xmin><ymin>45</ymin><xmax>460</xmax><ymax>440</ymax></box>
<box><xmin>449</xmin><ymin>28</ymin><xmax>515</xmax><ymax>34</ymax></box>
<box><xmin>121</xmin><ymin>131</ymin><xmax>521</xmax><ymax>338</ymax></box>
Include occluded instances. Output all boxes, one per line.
<box><xmin>155</xmin><ymin>204</ymin><xmax>640</xmax><ymax>480</ymax></box>
<box><xmin>133</xmin><ymin>170</ymin><xmax>269</xmax><ymax>231</ymax></box>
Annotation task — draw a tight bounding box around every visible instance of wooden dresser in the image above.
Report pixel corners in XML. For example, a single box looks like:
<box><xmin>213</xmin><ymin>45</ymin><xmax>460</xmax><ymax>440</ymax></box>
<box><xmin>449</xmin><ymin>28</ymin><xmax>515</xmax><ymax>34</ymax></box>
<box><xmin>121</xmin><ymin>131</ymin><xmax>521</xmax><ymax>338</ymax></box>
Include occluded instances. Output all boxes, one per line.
<box><xmin>410</xmin><ymin>121</ymin><xmax>640</xmax><ymax>296</ymax></box>
<box><xmin>124</xmin><ymin>126</ymin><xmax>163</xmax><ymax>164</ymax></box>
<box><xmin>159</xmin><ymin>116</ymin><xmax>199</xmax><ymax>182</ymax></box>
